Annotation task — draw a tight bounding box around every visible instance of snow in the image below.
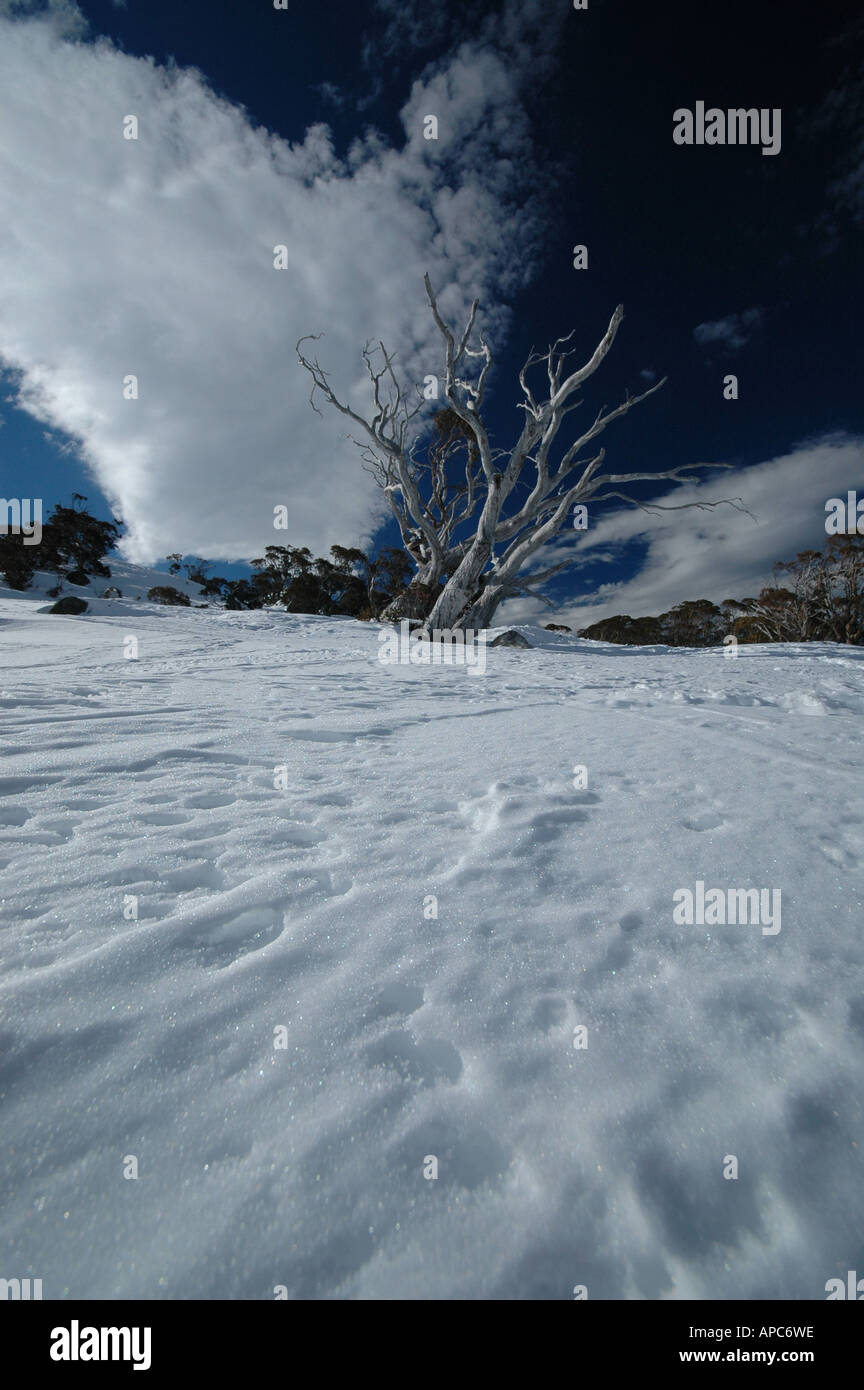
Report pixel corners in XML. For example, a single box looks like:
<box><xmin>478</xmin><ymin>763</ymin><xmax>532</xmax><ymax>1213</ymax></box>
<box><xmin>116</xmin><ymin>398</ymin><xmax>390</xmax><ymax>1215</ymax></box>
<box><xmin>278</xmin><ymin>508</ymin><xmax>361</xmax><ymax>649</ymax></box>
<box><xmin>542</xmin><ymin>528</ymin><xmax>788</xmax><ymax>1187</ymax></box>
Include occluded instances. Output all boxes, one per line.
<box><xmin>1</xmin><ymin>568</ymin><xmax>863</xmax><ymax>1300</ymax></box>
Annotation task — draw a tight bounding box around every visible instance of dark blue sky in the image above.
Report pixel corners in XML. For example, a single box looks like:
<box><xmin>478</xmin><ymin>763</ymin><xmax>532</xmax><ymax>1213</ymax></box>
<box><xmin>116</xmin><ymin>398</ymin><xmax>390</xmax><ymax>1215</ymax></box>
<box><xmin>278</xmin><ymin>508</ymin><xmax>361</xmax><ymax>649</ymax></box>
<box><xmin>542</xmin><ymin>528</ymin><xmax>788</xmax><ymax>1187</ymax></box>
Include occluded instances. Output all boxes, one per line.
<box><xmin>1</xmin><ymin>0</ymin><xmax>862</xmax><ymax>608</ymax></box>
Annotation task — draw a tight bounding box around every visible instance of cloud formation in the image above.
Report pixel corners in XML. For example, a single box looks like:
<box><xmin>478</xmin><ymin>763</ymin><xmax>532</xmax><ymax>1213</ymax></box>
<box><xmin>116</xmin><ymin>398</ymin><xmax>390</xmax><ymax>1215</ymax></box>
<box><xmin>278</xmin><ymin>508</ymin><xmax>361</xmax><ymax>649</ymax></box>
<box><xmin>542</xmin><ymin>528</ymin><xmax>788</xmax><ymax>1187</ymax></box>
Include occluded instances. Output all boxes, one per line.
<box><xmin>0</xmin><ymin>7</ymin><xmax>547</xmax><ymax>562</ymax></box>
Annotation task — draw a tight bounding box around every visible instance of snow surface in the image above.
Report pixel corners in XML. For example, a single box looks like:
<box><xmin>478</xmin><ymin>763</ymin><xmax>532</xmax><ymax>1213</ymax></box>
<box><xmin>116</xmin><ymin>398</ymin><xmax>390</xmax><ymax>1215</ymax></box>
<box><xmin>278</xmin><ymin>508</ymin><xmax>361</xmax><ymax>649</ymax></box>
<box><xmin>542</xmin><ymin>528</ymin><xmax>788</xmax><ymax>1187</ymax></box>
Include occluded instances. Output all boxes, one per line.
<box><xmin>1</xmin><ymin>566</ymin><xmax>863</xmax><ymax>1300</ymax></box>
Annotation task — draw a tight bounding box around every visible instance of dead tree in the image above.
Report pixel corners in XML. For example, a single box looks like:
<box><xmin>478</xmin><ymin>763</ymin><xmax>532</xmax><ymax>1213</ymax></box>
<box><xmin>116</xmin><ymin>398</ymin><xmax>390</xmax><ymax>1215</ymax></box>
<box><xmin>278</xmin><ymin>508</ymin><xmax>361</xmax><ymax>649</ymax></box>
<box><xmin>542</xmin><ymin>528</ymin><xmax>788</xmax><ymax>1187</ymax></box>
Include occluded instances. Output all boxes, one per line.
<box><xmin>298</xmin><ymin>275</ymin><xmax>741</xmax><ymax>631</ymax></box>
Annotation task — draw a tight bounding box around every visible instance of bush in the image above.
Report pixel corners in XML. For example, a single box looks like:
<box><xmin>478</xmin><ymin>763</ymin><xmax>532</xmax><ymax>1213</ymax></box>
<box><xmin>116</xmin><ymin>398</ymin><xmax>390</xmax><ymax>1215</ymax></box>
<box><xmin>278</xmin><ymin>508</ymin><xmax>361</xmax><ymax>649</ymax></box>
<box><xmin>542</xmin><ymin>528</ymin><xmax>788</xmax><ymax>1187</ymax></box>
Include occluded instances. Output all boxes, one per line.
<box><xmin>147</xmin><ymin>585</ymin><xmax>191</xmax><ymax>607</ymax></box>
<box><xmin>0</xmin><ymin>533</ymin><xmax>40</xmax><ymax>590</ymax></box>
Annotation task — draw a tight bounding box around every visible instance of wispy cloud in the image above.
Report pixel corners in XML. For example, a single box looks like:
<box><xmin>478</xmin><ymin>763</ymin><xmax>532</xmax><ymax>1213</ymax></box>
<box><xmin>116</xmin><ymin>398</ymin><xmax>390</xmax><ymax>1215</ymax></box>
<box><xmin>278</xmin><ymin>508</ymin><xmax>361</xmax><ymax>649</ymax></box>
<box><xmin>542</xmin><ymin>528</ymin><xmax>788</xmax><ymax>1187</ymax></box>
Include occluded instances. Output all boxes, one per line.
<box><xmin>315</xmin><ymin>81</ymin><xmax>345</xmax><ymax>109</ymax></box>
<box><xmin>811</xmin><ymin>59</ymin><xmax>864</xmax><ymax>243</ymax></box>
<box><xmin>693</xmin><ymin>308</ymin><xmax>763</xmax><ymax>351</ymax></box>
<box><xmin>0</xmin><ymin>0</ymin><xmax>85</xmax><ymax>36</ymax></box>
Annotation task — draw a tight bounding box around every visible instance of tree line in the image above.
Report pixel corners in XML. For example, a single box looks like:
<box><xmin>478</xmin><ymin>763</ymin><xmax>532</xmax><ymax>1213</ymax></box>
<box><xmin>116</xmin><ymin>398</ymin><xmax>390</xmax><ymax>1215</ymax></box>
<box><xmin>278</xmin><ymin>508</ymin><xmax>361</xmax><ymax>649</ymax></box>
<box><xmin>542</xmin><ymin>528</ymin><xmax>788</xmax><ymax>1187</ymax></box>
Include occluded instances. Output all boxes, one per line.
<box><xmin>4</xmin><ymin>497</ymin><xmax>861</xmax><ymax>648</ymax></box>
<box><xmin>0</xmin><ymin>497</ymin><xmax>413</xmax><ymax>618</ymax></box>
<box><xmin>577</xmin><ymin>535</ymin><xmax>864</xmax><ymax>647</ymax></box>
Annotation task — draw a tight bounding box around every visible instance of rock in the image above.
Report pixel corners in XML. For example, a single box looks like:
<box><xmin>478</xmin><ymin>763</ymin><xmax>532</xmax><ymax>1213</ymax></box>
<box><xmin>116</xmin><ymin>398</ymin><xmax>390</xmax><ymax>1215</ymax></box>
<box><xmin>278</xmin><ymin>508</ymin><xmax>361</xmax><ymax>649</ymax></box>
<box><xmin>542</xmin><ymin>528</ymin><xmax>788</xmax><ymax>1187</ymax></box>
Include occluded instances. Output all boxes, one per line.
<box><xmin>489</xmin><ymin>629</ymin><xmax>532</xmax><ymax>649</ymax></box>
<box><xmin>49</xmin><ymin>596</ymin><xmax>88</xmax><ymax>615</ymax></box>
<box><xmin>101</xmin><ymin>586</ymin><xmax>122</xmax><ymax>599</ymax></box>
<box><xmin>66</xmin><ymin>569</ymin><xmax>90</xmax><ymax>586</ymax></box>
<box><xmin>544</xmin><ymin>623</ymin><xmax>572</xmax><ymax>633</ymax></box>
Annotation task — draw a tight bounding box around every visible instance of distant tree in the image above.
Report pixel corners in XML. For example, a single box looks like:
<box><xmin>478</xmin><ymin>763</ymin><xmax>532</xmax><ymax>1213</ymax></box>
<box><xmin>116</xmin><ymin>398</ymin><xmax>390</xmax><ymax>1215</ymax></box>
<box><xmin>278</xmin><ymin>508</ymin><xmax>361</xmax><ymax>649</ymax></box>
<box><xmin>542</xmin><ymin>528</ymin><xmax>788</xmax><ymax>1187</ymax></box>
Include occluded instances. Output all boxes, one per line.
<box><xmin>147</xmin><ymin>585</ymin><xmax>191</xmax><ymax>606</ymax></box>
<box><xmin>223</xmin><ymin>579</ymin><xmax>264</xmax><ymax>610</ymax></box>
<box><xmin>657</xmin><ymin>599</ymin><xmax>724</xmax><ymax>647</ymax></box>
<box><xmin>40</xmin><ymin>500</ymin><xmax>120</xmax><ymax>591</ymax></box>
<box><xmin>733</xmin><ymin>537</ymin><xmax>864</xmax><ymax>645</ymax></box>
<box><xmin>199</xmin><ymin>575</ymin><xmax>230</xmax><ymax>599</ymax></box>
<box><xmin>1</xmin><ymin>498</ymin><xmax>120</xmax><ymax>592</ymax></box>
<box><xmin>579</xmin><ymin>613</ymin><xmax>663</xmax><ymax>644</ymax></box>
<box><xmin>577</xmin><ymin>536</ymin><xmax>864</xmax><ymax>649</ymax></box>
<box><xmin>0</xmin><ymin>532</ymin><xmax>40</xmax><ymax>589</ymax></box>
<box><xmin>251</xmin><ymin>545</ymin><xmax>314</xmax><ymax>604</ymax></box>
<box><xmin>183</xmin><ymin>557</ymin><xmax>211</xmax><ymax>585</ymax></box>
<box><xmin>312</xmin><ymin>552</ymin><xmax>365</xmax><ymax>616</ymax></box>
<box><xmin>367</xmin><ymin>546</ymin><xmax>413</xmax><ymax>615</ymax></box>
<box><xmin>166</xmin><ymin>553</ymin><xmax>183</xmax><ymax>576</ymax></box>
<box><xmin>820</xmin><ymin>535</ymin><xmax>864</xmax><ymax>644</ymax></box>
<box><xmin>249</xmin><ymin>541</ymin><xmax>409</xmax><ymax>618</ymax></box>
<box><xmin>327</xmin><ymin>544</ymin><xmax>371</xmax><ymax>600</ymax></box>
<box><xmin>283</xmin><ymin>569</ymin><xmax>327</xmax><ymax>614</ymax></box>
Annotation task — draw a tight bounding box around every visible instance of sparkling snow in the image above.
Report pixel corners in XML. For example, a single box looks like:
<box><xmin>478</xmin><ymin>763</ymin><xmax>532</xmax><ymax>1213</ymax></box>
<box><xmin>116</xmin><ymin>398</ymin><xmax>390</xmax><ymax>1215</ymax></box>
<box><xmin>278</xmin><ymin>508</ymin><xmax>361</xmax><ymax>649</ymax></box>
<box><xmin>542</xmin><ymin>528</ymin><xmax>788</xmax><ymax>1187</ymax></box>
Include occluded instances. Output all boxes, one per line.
<box><xmin>1</xmin><ymin>565</ymin><xmax>863</xmax><ymax>1299</ymax></box>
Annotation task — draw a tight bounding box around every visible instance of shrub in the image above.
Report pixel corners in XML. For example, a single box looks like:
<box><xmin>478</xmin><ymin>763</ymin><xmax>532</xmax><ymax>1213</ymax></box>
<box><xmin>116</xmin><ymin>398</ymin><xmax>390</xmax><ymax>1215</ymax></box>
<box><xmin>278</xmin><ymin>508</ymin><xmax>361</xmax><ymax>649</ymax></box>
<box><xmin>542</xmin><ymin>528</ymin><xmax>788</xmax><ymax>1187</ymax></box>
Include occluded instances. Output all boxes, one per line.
<box><xmin>0</xmin><ymin>533</ymin><xmax>40</xmax><ymax>590</ymax></box>
<box><xmin>147</xmin><ymin>585</ymin><xmax>191</xmax><ymax>606</ymax></box>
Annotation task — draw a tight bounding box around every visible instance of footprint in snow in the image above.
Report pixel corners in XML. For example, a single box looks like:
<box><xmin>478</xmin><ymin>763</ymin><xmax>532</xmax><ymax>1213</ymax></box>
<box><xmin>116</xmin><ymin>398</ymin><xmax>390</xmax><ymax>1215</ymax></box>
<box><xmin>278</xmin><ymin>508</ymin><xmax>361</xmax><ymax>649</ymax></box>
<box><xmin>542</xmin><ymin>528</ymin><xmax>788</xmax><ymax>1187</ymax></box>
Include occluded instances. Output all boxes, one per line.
<box><xmin>366</xmin><ymin>983</ymin><xmax>425</xmax><ymax>1022</ymax></box>
<box><xmin>365</xmin><ymin>1030</ymin><xmax>462</xmax><ymax>1086</ymax></box>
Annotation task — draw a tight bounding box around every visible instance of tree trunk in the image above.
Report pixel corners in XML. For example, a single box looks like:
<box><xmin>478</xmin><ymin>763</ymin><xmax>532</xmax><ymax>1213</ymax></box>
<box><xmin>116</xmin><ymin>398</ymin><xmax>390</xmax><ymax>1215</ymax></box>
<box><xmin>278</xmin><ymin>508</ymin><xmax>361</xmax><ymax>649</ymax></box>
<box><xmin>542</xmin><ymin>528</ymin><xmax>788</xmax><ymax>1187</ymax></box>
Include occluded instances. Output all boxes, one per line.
<box><xmin>461</xmin><ymin>582</ymin><xmax>506</xmax><ymax>630</ymax></box>
<box><xmin>379</xmin><ymin>567</ymin><xmax>441</xmax><ymax>622</ymax></box>
<box><xmin>423</xmin><ymin>538</ymin><xmax>492</xmax><ymax>631</ymax></box>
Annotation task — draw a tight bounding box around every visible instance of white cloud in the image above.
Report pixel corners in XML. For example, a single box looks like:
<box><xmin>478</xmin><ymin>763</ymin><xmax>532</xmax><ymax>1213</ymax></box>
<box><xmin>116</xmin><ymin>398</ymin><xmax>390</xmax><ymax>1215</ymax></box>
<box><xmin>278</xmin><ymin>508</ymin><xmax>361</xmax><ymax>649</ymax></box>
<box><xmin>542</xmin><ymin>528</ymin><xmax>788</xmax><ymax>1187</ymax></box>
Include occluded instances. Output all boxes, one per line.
<box><xmin>693</xmin><ymin>308</ymin><xmax>763</xmax><ymax>351</ymax></box>
<box><xmin>0</xmin><ymin>0</ymin><xmax>84</xmax><ymax>36</ymax></box>
<box><xmin>499</xmin><ymin>434</ymin><xmax>864</xmax><ymax>631</ymax></box>
<box><xmin>0</xmin><ymin>11</ymin><xmax>543</xmax><ymax>562</ymax></box>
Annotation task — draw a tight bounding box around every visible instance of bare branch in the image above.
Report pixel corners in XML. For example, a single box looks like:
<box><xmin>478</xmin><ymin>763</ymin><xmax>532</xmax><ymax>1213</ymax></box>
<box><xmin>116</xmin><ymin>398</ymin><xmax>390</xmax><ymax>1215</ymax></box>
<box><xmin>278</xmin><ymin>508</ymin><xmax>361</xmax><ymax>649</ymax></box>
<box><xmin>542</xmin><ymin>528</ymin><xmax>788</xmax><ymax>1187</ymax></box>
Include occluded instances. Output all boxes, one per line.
<box><xmin>298</xmin><ymin>280</ymin><xmax>749</xmax><ymax>632</ymax></box>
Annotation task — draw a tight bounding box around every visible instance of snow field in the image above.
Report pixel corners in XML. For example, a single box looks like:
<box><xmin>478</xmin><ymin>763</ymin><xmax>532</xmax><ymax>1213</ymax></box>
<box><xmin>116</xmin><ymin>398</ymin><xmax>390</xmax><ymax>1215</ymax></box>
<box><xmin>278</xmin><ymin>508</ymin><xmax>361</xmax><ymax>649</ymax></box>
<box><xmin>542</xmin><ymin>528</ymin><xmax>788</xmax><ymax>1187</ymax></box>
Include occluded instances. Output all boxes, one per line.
<box><xmin>1</xmin><ymin>577</ymin><xmax>863</xmax><ymax>1298</ymax></box>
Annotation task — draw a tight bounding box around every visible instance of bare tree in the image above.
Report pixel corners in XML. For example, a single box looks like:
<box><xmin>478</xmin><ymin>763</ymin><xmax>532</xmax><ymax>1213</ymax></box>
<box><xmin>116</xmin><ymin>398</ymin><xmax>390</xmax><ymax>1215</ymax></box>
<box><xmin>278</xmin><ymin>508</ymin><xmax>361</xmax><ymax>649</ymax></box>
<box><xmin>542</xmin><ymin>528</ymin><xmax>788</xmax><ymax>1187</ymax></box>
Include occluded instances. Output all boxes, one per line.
<box><xmin>731</xmin><ymin>537</ymin><xmax>864</xmax><ymax>646</ymax></box>
<box><xmin>298</xmin><ymin>275</ymin><xmax>741</xmax><ymax>631</ymax></box>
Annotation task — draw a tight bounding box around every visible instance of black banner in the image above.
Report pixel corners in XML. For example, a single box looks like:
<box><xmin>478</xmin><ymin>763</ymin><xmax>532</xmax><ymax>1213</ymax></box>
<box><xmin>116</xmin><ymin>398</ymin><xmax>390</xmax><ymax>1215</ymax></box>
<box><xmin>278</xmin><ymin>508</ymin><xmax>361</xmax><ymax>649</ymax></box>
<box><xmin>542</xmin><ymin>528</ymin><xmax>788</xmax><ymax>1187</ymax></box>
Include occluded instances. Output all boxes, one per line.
<box><xmin>6</xmin><ymin>1300</ymin><xmax>859</xmax><ymax>1376</ymax></box>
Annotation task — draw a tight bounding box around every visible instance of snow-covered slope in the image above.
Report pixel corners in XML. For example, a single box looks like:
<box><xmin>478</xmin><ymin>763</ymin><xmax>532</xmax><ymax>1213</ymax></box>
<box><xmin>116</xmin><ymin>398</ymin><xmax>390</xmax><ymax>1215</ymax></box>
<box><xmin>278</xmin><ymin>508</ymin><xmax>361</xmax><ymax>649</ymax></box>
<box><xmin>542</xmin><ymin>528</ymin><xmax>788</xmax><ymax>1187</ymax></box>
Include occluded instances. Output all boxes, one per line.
<box><xmin>1</xmin><ymin>557</ymin><xmax>213</xmax><ymax>614</ymax></box>
<box><xmin>1</xmin><ymin>581</ymin><xmax>863</xmax><ymax>1299</ymax></box>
